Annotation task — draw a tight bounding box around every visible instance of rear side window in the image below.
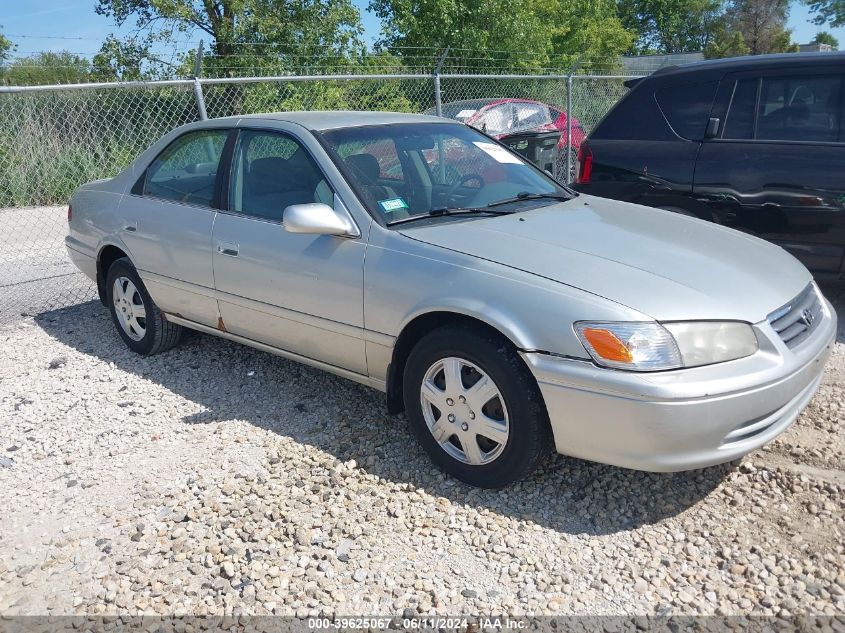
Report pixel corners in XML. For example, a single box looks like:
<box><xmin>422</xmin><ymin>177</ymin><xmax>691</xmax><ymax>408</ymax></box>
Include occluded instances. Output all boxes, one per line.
<box><xmin>590</xmin><ymin>85</ymin><xmax>676</xmax><ymax>141</ymax></box>
<box><xmin>655</xmin><ymin>82</ymin><xmax>718</xmax><ymax>140</ymax></box>
<box><xmin>144</xmin><ymin>130</ymin><xmax>228</xmax><ymax>207</ymax></box>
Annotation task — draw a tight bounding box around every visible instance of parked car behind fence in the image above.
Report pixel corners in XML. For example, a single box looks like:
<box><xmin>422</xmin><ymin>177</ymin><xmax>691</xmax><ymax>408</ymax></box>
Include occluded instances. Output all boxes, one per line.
<box><xmin>425</xmin><ymin>98</ymin><xmax>586</xmax><ymax>176</ymax></box>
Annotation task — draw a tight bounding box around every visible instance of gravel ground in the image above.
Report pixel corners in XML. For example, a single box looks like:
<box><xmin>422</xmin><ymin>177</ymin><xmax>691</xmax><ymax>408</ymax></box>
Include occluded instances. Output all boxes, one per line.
<box><xmin>0</xmin><ymin>283</ymin><xmax>843</xmax><ymax>617</ymax></box>
<box><xmin>0</xmin><ymin>206</ymin><xmax>97</xmax><ymax>323</ymax></box>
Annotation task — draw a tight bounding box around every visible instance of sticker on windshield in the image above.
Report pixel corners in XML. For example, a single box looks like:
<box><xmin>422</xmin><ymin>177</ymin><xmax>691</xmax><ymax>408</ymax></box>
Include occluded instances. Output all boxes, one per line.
<box><xmin>472</xmin><ymin>141</ymin><xmax>524</xmax><ymax>164</ymax></box>
<box><xmin>378</xmin><ymin>197</ymin><xmax>409</xmax><ymax>213</ymax></box>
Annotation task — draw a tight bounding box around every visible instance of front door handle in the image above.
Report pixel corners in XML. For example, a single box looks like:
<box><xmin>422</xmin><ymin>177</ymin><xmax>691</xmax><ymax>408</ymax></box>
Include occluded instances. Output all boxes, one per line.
<box><xmin>217</xmin><ymin>241</ymin><xmax>239</xmax><ymax>257</ymax></box>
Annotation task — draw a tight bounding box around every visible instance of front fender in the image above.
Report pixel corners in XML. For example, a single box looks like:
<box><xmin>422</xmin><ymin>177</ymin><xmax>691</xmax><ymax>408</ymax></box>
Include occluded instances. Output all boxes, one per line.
<box><xmin>364</xmin><ymin>229</ymin><xmax>651</xmax><ymax>358</ymax></box>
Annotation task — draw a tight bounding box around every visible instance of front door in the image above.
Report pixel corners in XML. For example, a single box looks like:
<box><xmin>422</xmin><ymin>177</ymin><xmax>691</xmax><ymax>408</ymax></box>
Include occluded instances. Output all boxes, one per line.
<box><xmin>119</xmin><ymin>127</ymin><xmax>230</xmax><ymax>327</ymax></box>
<box><xmin>211</xmin><ymin>128</ymin><xmax>368</xmax><ymax>374</ymax></box>
<box><xmin>695</xmin><ymin>68</ymin><xmax>845</xmax><ymax>273</ymax></box>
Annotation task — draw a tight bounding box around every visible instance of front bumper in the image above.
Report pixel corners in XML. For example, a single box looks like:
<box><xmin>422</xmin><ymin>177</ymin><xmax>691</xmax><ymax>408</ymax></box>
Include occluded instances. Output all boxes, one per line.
<box><xmin>523</xmin><ymin>300</ymin><xmax>837</xmax><ymax>472</ymax></box>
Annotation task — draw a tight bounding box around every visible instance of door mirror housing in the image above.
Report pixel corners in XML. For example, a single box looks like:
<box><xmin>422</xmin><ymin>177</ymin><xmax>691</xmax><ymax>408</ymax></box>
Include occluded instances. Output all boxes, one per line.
<box><xmin>704</xmin><ymin>117</ymin><xmax>721</xmax><ymax>139</ymax></box>
<box><xmin>282</xmin><ymin>203</ymin><xmax>359</xmax><ymax>237</ymax></box>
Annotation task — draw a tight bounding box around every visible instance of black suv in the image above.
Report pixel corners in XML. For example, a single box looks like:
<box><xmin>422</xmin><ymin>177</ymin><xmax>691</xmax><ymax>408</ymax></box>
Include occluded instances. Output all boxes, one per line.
<box><xmin>573</xmin><ymin>53</ymin><xmax>845</xmax><ymax>274</ymax></box>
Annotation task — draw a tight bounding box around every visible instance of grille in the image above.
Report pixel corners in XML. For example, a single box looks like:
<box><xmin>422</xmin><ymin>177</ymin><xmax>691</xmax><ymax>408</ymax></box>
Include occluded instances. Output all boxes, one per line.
<box><xmin>767</xmin><ymin>283</ymin><xmax>824</xmax><ymax>349</ymax></box>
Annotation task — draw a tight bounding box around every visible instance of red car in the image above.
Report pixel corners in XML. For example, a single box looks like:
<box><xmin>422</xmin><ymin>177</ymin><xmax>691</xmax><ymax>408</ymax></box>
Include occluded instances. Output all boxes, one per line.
<box><xmin>426</xmin><ymin>98</ymin><xmax>586</xmax><ymax>154</ymax></box>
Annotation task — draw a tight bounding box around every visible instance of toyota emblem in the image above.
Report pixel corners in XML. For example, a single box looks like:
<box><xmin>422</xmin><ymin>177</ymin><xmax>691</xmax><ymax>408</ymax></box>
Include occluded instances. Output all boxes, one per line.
<box><xmin>801</xmin><ymin>308</ymin><xmax>815</xmax><ymax>326</ymax></box>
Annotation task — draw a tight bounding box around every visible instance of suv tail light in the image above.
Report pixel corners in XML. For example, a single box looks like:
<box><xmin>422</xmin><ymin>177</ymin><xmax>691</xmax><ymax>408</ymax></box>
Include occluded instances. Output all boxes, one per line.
<box><xmin>575</xmin><ymin>142</ymin><xmax>593</xmax><ymax>184</ymax></box>
<box><xmin>67</xmin><ymin>204</ymin><xmax>72</xmax><ymax>222</ymax></box>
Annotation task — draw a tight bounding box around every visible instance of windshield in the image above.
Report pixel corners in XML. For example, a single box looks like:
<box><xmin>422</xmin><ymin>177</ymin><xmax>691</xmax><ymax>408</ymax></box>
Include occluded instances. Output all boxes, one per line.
<box><xmin>318</xmin><ymin>122</ymin><xmax>571</xmax><ymax>224</ymax></box>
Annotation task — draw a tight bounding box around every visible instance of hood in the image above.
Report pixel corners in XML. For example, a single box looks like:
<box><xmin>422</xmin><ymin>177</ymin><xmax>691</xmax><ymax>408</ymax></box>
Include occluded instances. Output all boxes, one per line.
<box><xmin>399</xmin><ymin>195</ymin><xmax>811</xmax><ymax>323</ymax></box>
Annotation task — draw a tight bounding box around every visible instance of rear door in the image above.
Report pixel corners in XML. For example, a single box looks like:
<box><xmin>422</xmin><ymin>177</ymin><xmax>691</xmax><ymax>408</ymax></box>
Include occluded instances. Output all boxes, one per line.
<box><xmin>576</xmin><ymin>79</ymin><xmax>716</xmax><ymax>211</ymax></box>
<box><xmin>694</xmin><ymin>67</ymin><xmax>845</xmax><ymax>273</ymax></box>
<box><xmin>120</xmin><ymin>127</ymin><xmax>230</xmax><ymax>327</ymax></box>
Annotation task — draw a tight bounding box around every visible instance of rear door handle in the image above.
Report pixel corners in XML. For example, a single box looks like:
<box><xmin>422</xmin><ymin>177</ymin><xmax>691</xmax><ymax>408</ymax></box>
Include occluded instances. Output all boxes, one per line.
<box><xmin>217</xmin><ymin>241</ymin><xmax>239</xmax><ymax>257</ymax></box>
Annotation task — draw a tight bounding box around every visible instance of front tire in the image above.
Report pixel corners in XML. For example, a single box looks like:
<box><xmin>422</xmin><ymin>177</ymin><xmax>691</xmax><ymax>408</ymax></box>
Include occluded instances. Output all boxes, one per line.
<box><xmin>106</xmin><ymin>257</ymin><xmax>182</xmax><ymax>355</ymax></box>
<box><xmin>403</xmin><ymin>325</ymin><xmax>552</xmax><ymax>488</ymax></box>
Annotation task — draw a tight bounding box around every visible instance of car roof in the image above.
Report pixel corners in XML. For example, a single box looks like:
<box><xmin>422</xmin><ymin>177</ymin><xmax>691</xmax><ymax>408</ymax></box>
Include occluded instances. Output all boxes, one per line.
<box><xmin>646</xmin><ymin>51</ymin><xmax>845</xmax><ymax>82</ymax></box>
<box><xmin>225</xmin><ymin>110</ymin><xmax>453</xmax><ymax>130</ymax></box>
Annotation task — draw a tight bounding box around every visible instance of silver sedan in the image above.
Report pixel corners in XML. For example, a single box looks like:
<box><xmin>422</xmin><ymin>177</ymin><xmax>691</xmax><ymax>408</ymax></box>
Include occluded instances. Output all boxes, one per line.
<box><xmin>66</xmin><ymin>111</ymin><xmax>837</xmax><ymax>488</ymax></box>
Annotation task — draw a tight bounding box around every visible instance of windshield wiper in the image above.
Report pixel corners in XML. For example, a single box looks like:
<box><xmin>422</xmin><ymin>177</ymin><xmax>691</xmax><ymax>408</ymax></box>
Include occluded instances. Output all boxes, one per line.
<box><xmin>386</xmin><ymin>206</ymin><xmax>513</xmax><ymax>226</ymax></box>
<box><xmin>486</xmin><ymin>191</ymin><xmax>573</xmax><ymax>208</ymax></box>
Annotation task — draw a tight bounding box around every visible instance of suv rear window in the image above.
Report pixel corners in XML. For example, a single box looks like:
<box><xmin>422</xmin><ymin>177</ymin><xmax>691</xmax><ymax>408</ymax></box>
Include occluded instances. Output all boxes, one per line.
<box><xmin>655</xmin><ymin>82</ymin><xmax>718</xmax><ymax>140</ymax></box>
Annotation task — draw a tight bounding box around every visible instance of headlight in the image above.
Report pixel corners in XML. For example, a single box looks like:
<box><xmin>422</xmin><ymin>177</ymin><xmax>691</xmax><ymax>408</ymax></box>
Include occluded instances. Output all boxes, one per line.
<box><xmin>574</xmin><ymin>321</ymin><xmax>758</xmax><ymax>371</ymax></box>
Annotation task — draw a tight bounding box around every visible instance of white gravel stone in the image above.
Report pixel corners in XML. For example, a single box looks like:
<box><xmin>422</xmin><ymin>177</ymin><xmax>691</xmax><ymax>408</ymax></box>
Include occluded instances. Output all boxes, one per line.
<box><xmin>0</xmin><ymin>285</ymin><xmax>843</xmax><ymax>616</ymax></box>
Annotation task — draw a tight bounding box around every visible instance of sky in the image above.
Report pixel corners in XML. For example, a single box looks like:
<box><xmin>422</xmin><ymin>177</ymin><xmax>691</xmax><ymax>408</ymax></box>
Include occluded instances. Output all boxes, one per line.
<box><xmin>1</xmin><ymin>0</ymin><xmax>843</xmax><ymax>60</ymax></box>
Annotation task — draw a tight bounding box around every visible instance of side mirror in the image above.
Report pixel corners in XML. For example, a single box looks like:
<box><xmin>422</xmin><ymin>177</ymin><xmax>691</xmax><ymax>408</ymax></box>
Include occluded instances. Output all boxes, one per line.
<box><xmin>282</xmin><ymin>203</ymin><xmax>359</xmax><ymax>237</ymax></box>
<box><xmin>704</xmin><ymin>117</ymin><xmax>721</xmax><ymax>139</ymax></box>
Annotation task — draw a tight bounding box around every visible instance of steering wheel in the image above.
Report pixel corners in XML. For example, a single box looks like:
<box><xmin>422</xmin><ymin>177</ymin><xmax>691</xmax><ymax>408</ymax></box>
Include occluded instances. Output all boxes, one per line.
<box><xmin>445</xmin><ymin>173</ymin><xmax>485</xmax><ymax>205</ymax></box>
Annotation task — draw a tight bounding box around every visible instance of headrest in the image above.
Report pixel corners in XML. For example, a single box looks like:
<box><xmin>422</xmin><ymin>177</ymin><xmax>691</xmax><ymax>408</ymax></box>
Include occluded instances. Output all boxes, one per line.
<box><xmin>346</xmin><ymin>153</ymin><xmax>381</xmax><ymax>182</ymax></box>
<box><xmin>250</xmin><ymin>156</ymin><xmax>288</xmax><ymax>181</ymax></box>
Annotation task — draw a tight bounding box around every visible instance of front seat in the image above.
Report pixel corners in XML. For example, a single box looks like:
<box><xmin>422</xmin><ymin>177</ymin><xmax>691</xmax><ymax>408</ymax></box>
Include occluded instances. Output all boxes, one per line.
<box><xmin>244</xmin><ymin>156</ymin><xmax>315</xmax><ymax>220</ymax></box>
<box><xmin>345</xmin><ymin>154</ymin><xmax>403</xmax><ymax>211</ymax></box>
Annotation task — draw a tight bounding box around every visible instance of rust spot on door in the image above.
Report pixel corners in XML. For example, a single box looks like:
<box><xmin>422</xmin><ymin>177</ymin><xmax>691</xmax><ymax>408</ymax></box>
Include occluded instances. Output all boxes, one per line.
<box><xmin>217</xmin><ymin>316</ymin><xmax>227</xmax><ymax>332</ymax></box>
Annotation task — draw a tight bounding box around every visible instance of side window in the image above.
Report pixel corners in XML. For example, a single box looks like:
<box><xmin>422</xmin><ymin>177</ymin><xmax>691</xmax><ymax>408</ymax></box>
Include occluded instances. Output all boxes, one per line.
<box><xmin>230</xmin><ymin>130</ymin><xmax>333</xmax><ymax>221</ymax></box>
<box><xmin>144</xmin><ymin>130</ymin><xmax>228</xmax><ymax>206</ymax></box>
<box><xmin>655</xmin><ymin>81</ymin><xmax>718</xmax><ymax>140</ymax></box>
<box><xmin>722</xmin><ymin>79</ymin><xmax>758</xmax><ymax>140</ymax></box>
<box><xmin>756</xmin><ymin>75</ymin><xmax>841</xmax><ymax>142</ymax></box>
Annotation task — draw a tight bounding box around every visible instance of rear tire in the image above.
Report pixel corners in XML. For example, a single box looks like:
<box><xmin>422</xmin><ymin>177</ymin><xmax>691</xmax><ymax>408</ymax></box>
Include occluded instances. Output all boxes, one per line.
<box><xmin>105</xmin><ymin>257</ymin><xmax>182</xmax><ymax>355</ymax></box>
<box><xmin>403</xmin><ymin>325</ymin><xmax>552</xmax><ymax>488</ymax></box>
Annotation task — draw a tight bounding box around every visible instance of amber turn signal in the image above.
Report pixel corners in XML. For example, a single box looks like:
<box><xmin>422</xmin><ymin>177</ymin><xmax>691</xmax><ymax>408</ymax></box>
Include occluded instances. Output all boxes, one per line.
<box><xmin>580</xmin><ymin>328</ymin><xmax>634</xmax><ymax>363</ymax></box>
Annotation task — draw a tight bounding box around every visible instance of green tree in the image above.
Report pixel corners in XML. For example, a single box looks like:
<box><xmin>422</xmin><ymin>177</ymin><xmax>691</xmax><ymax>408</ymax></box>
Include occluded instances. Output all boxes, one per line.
<box><xmin>539</xmin><ymin>0</ymin><xmax>634</xmax><ymax>68</ymax></box>
<box><xmin>369</xmin><ymin>0</ymin><xmax>552</xmax><ymax>70</ymax></box>
<box><xmin>731</xmin><ymin>0</ymin><xmax>796</xmax><ymax>54</ymax></box>
<box><xmin>4</xmin><ymin>51</ymin><xmax>92</xmax><ymax>85</ymax></box>
<box><xmin>804</xmin><ymin>0</ymin><xmax>845</xmax><ymax>27</ymax></box>
<box><xmin>95</xmin><ymin>0</ymin><xmax>364</xmax><ymax>76</ymax></box>
<box><xmin>369</xmin><ymin>0</ymin><xmax>633</xmax><ymax>71</ymax></box>
<box><xmin>704</xmin><ymin>25</ymin><xmax>750</xmax><ymax>57</ymax></box>
<box><xmin>92</xmin><ymin>36</ymin><xmax>153</xmax><ymax>81</ymax></box>
<box><xmin>812</xmin><ymin>30</ymin><xmax>840</xmax><ymax>47</ymax></box>
<box><xmin>0</xmin><ymin>27</ymin><xmax>13</xmax><ymax>65</ymax></box>
<box><xmin>619</xmin><ymin>0</ymin><xmax>725</xmax><ymax>54</ymax></box>
<box><xmin>704</xmin><ymin>0</ymin><xmax>798</xmax><ymax>56</ymax></box>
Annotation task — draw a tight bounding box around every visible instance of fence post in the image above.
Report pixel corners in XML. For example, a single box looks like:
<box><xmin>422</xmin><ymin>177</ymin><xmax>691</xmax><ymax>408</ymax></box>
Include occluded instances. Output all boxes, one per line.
<box><xmin>193</xmin><ymin>40</ymin><xmax>208</xmax><ymax>121</ymax></box>
<box><xmin>433</xmin><ymin>47</ymin><xmax>450</xmax><ymax>117</ymax></box>
<box><xmin>565</xmin><ymin>56</ymin><xmax>582</xmax><ymax>183</ymax></box>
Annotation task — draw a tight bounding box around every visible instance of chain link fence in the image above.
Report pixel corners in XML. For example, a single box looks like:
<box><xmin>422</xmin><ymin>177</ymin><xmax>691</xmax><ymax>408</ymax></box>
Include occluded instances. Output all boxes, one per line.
<box><xmin>0</xmin><ymin>71</ymin><xmax>634</xmax><ymax>322</ymax></box>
